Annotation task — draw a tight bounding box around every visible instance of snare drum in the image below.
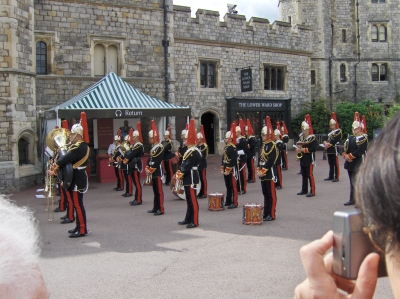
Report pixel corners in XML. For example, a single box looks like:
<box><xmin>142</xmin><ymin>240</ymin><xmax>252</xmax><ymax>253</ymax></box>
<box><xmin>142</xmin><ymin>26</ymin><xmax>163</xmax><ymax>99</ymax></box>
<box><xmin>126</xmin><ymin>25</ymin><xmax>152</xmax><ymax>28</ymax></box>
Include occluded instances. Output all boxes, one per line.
<box><xmin>208</xmin><ymin>193</ymin><xmax>224</xmax><ymax>211</ymax></box>
<box><xmin>242</xmin><ymin>203</ymin><xmax>263</xmax><ymax>225</ymax></box>
<box><xmin>170</xmin><ymin>174</ymin><xmax>185</xmax><ymax>199</ymax></box>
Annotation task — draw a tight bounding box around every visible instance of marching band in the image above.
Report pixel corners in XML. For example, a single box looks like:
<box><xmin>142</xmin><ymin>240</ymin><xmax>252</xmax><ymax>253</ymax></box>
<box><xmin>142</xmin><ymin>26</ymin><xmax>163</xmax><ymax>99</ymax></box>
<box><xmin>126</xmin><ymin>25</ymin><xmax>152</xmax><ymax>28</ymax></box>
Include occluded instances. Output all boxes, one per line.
<box><xmin>43</xmin><ymin>111</ymin><xmax>368</xmax><ymax>236</ymax></box>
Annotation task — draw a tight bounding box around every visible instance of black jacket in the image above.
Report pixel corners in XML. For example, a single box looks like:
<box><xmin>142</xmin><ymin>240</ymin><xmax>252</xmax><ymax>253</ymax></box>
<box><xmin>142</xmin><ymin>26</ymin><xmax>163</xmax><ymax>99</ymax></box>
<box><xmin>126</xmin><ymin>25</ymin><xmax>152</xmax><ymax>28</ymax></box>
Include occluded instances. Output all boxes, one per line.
<box><xmin>344</xmin><ymin>134</ymin><xmax>368</xmax><ymax>172</ymax></box>
<box><xmin>299</xmin><ymin>135</ymin><xmax>318</xmax><ymax>167</ymax></box>
<box><xmin>326</xmin><ymin>129</ymin><xmax>342</xmax><ymax>155</ymax></box>
<box><xmin>197</xmin><ymin>143</ymin><xmax>208</xmax><ymax>171</ymax></box>
<box><xmin>221</xmin><ymin>143</ymin><xmax>237</xmax><ymax>174</ymax></box>
<box><xmin>147</xmin><ymin>143</ymin><xmax>164</xmax><ymax>177</ymax></box>
<box><xmin>124</xmin><ymin>142</ymin><xmax>144</xmax><ymax>174</ymax></box>
<box><xmin>246</xmin><ymin>135</ymin><xmax>256</xmax><ymax>158</ymax></box>
<box><xmin>162</xmin><ymin>139</ymin><xmax>174</xmax><ymax>160</ymax></box>
<box><xmin>180</xmin><ymin>146</ymin><xmax>202</xmax><ymax>186</ymax></box>
<box><xmin>258</xmin><ymin>141</ymin><xmax>278</xmax><ymax>181</ymax></box>
<box><xmin>236</xmin><ymin>136</ymin><xmax>248</xmax><ymax>164</ymax></box>
<box><xmin>56</xmin><ymin>140</ymin><xmax>89</xmax><ymax>191</ymax></box>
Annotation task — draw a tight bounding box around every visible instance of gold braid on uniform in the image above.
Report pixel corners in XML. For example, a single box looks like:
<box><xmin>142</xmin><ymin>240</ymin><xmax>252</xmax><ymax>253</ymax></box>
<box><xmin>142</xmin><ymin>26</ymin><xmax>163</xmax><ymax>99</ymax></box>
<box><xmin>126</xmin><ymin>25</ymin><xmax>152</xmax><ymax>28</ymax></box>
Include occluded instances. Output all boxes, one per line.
<box><xmin>69</xmin><ymin>141</ymin><xmax>90</xmax><ymax>169</ymax></box>
<box><xmin>223</xmin><ymin>144</ymin><xmax>235</xmax><ymax>163</ymax></box>
<box><xmin>356</xmin><ymin>135</ymin><xmax>368</xmax><ymax>146</ymax></box>
<box><xmin>150</xmin><ymin>144</ymin><xmax>164</xmax><ymax>157</ymax></box>
<box><xmin>260</xmin><ymin>142</ymin><xmax>278</xmax><ymax>164</ymax></box>
<box><xmin>199</xmin><ymin>143</ymin><xmax>208</xmax><ymax>159</ymax></box>
<box><xmin>131</xmin><ymin>142</ymin><xmax>143</xmax><ymax>150</ymax></box>
<box><xmin>328</xmin><ymin>128</ymin><xmax>342</xmax><ymax>139</ymax></box>
<box><xmin>183</xmin><ymin>147</ymin><xmax>195</xmax><ymax>160</ymax></box>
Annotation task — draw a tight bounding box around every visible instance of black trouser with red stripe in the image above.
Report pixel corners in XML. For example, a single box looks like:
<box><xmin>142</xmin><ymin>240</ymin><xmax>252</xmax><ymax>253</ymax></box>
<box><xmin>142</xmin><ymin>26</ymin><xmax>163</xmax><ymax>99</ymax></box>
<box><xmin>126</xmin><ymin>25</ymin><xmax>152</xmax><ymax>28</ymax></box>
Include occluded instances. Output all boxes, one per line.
<box><xmin>281</xmin><ymin>150</ymin><xmax>288</xmax><ymax>170</ymax></box>
<box><xmin>184</xmin><ymin>185</ymin><xmax>199</xmax><ymax>226</ymax></box>
<box><xmin>236</xmin><ymin>162</ymin><xmax>247</xmax><ymax>193</ymax></box>
<box><xmin>224</xmin><ymin>172</ymin><xmax>238</xmax><ymax>207</ymax></box>
<box><xmin>64</xmin><ymin>187</ymin><xmax>74</xmax><ymax>221</ymax></box>
<box><xmin>131</xmin><ymin>170</ymin><xmax>142</xmax><ymax>203</ymax></box>
<box><xmin>59</xmin><ymin>183</ymin><xmax>66</xmax><ymax>211</ymax></box>
<box><xmin>275</xmin><ymin>164</ymin><xmax>282</xmax><ymax>188</ymax></box>
<box><xmin>348</xmin><ymin>170</ymin><xmax>355</xmax><ymax>203</ymax></box>
<box><xmin>69</xmin><ymin>190</ymin><xmax>87</xmax><ymax>235</ymax></box>
<box><xmin>301</xmin><ymin>164</ymin><xmax>316</xmax><ymax>195</ymax></box>
<box><xmin>261</xmin><ymin>179</ymin><xmax>277</xmax><ymax>219</ymax></box>
<box><xmin>327</xmin><ymin>154</ymin><xmax>340</xmax><ymax>180</ymax></box>
<box><xmin>151</xmin><ymin>176</ymin><xmax>164</xmax><ymax>212</ymax></box>
<box><xmin>123</xmin><ymin>170</ymin><xmax>132</xmax><ymax>195</ymax></box>
<box><xmin>115</xmin><ymin>167</ymin><xmax>124</xmax><ymax>189</ymax></box>
<box><xmin>163</xmin><ymin>160</ymin><xmax>173</xmax><ymax>184</ymax></box>
<box><xmin>247</xmin><ymin>157</ymin><xmax>256</xmax><ymax>181</ymax></box>
<box><xmin>198</xmin><ymin>169</ymin><xmax>207</xmax><ymax>197</ymax></box>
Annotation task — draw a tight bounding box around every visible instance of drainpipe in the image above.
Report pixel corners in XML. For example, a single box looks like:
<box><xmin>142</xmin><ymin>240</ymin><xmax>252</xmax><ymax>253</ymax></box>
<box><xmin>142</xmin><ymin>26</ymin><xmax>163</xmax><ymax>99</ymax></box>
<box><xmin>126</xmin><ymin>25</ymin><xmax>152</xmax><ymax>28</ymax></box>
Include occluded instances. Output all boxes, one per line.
<box><xmin>163</xmin><ymin>0</ymin><xmax>169</xmax><ymax>127</ymax></box>
<box><xmin>328</xmin><ymin>19</ymin><xmax>334</xmax><ymax>111</ymax></box>
<box><xmin>353</xmin><ymin>0</ymin><xmax>360</xmax><ymax>102</ymax></box>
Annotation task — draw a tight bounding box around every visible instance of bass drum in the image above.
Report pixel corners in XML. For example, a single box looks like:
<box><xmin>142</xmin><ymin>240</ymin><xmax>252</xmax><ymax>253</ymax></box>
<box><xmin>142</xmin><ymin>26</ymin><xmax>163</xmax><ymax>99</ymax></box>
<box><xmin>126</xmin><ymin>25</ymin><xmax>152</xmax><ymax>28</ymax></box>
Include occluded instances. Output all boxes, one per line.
<box><xmin>170</xmin><ymin>174</ymin><xmax>201</xmax><ymax>200</ymax></box>
<box><xmin>57</xmin><ymin>148</ymin><xmax>73</xmax><ymax>190</ymax></box>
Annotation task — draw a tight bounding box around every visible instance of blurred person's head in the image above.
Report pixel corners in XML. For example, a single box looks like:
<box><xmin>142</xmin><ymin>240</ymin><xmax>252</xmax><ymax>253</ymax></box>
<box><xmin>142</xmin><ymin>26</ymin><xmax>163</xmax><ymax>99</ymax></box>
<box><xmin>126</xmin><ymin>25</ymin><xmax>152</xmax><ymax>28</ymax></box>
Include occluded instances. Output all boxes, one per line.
<box><xmin>355</xmin><ymin>112</ymin><xmax>400</xmax><ymax>295</ymax></box>
<box><xmin>0</xmin><ymin>196</ymin><xmax>48</xmax><ymax>299</ymax></box>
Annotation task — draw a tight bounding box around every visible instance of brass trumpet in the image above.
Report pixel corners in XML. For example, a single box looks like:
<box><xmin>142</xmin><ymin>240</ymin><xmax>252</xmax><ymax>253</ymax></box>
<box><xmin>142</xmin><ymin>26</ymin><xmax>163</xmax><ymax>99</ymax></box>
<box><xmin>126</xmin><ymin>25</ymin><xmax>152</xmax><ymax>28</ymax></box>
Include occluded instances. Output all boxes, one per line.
<box><xmin>296</xmin><ymin>143</ymin><xmax>303</xmax><ymax>162</ymax></box>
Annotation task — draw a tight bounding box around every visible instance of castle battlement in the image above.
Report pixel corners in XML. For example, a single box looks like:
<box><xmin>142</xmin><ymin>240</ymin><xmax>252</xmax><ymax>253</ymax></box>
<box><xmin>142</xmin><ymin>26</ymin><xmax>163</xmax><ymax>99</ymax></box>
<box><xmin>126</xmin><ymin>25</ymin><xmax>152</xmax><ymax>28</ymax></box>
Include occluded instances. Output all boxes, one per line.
<box><xmin>173</xmin><ymin>5</ymin><xmax>312</xmax><ymax>53</ymax></box>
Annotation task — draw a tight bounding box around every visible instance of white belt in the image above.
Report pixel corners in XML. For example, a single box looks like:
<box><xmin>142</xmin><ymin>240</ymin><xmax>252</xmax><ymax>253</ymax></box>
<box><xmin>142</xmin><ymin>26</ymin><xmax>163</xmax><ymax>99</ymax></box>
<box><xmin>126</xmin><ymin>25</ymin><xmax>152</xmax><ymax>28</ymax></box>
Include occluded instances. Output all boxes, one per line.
<box><xmin>77</xmin><ymin>166</ymin><xmax>86</xmax><ymax>170</ymax></box>
<box><xmin>192</xmin><ymin>167</ymin><xmax>198</xmax><ymax>170</ymax></box>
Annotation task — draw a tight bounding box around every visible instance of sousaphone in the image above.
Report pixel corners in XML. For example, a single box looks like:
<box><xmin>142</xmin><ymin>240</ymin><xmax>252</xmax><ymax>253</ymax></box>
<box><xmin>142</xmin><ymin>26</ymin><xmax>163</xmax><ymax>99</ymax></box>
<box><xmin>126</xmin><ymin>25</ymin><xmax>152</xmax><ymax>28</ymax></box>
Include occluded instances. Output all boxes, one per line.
<box><xmin>46</xmin><ymin>128</ymin><xmax>73</xmax><ymax>189</ymax></box>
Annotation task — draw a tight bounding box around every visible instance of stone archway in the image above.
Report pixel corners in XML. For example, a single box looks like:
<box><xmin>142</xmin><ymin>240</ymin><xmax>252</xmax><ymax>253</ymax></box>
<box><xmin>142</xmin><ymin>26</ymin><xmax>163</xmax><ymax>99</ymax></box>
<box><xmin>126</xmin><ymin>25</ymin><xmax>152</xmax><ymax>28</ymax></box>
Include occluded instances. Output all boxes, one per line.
<box><xmin>200</xmin><ymin>111</ymin><xmax>218</xmax><ymax>154</ymax></box>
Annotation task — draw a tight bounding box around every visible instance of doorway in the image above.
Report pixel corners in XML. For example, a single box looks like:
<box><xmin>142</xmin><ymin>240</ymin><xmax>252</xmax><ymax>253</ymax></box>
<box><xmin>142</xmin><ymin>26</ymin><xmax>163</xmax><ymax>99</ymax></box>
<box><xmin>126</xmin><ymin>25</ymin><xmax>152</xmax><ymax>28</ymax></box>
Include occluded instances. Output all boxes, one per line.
<box><xmin>201</xmin><ymin>112</ymin><xmax>215</xmax><ymax>154</ymax></box>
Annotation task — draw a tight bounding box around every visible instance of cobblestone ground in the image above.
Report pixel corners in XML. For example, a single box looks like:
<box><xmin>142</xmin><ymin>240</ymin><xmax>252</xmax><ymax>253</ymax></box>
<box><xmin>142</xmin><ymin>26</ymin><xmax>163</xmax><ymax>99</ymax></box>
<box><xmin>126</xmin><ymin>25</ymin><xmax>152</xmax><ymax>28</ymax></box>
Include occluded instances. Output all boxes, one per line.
<box><xmin>11</xmin><ymin>151</ymin><xmax>392</xmax><ymax>299</ymax></box>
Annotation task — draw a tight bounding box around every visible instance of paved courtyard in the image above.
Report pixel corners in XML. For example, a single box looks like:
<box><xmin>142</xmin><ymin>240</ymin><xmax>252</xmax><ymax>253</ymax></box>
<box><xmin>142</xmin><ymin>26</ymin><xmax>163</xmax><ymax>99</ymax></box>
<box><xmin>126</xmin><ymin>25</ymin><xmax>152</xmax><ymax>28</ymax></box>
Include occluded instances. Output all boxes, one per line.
<box><xmin>11</xmin><ymin>151</ymin><xmax>392</xmax><ymax>298</ymax></box>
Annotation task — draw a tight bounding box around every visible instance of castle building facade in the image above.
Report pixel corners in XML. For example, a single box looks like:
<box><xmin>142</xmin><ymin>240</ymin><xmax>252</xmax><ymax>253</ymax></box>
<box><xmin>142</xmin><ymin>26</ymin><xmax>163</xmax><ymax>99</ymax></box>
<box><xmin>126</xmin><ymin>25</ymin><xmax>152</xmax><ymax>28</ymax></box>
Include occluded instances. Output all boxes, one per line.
<box><xmin>279</xmin><ymin>0</ymin><xmax>400</xmax><ymax>109</ymax></box>
<box><xmin>0</xmin><ymin>0</ymin><xmax>313</xmax><ymax>192</ymax></box>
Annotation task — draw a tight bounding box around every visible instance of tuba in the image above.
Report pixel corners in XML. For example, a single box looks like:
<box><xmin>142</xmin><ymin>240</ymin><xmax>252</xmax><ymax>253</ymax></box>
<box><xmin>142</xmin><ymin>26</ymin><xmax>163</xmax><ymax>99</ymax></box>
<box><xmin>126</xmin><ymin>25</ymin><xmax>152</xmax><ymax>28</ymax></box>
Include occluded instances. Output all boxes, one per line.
<box><xmin>46</xmin><ymin>128</ymin><xmax>73</xmax><ymax>189</ymax></box>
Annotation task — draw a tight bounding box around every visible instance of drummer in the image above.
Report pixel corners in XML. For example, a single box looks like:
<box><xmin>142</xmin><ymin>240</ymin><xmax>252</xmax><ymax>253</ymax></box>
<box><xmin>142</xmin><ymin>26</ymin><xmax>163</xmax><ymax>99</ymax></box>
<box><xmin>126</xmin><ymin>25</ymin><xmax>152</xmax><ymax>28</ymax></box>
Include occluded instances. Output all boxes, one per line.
<box><xmin>176</xmin><ymin>119</ymin><xmax>202</xmax><ymax>228</ymax></box>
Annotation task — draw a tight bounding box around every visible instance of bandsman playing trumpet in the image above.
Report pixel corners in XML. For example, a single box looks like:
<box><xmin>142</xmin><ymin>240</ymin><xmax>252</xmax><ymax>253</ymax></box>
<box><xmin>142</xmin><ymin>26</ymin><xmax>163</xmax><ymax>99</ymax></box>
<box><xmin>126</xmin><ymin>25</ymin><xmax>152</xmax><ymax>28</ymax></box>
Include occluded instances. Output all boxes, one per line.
<box><xmin>146</xmin><ymin>120</ymin><xmax>165</xmax><ymax>216</ymax></box>
<box><xmin>274</xmin><ymin>122</ymin><xmax>283</xmax><ymax>190</ymax></box>
<box><xmin>119</xmin><ymin>133</ymin><xmax>132</xmax><ymax>198</ymax></box>
<box><xmin>176</xmin><ymin>119</ymin><xmax>202</xmax><ymax>228</ymax></box>
<box><xmin>109</xmin><ymin>131</ymin><xmax>124</xmax><ymax>192</ymax></box>
<box><xmin>323</xmin><ymin>112</ymin><xmax>342</xmax><ymax>182</ymax></box>
<box><xmin>258</xmin><ymin>117</ymin><xmax>279</xmax><ymax>221</ymax></box>
<box><xmin>342</xmin><ymin>112</ymin><xmax>368</xmax><ymax>206</ymax></box>
<box><xmin>162</xmin><ymin>126</ymin><xmax>174</xmax><ymax>186</ymax></box>
<box><xmin>296</xmin><ymin>114</ymin><xmax>318</xmax><ymax>197</ymax></box>
<box><xmin>221</xmin><ymin>123</ymin><xmax>238</xmax><ymax>209</ymax></box>
<box><xmin>196</xmin><ymin>127</ymin><xmax>208</xmax><ymax>199</ymax></box>
<box><xmin>123</xmin><ymin>126</ymin><xmax>144</xmax><ymax>206</ymax></box>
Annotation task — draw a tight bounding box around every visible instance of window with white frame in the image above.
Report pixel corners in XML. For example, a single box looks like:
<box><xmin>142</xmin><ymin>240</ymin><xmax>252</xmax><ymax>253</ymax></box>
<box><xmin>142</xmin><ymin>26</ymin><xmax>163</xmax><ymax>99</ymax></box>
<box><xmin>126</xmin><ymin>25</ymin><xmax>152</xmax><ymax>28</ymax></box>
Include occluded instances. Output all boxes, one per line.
<box><xmin>372</xmin><ymin>63</ymin><xmax>387</xmax><ymax>82</ymax></box>
<box><xmin>264</xmin><ymin>65</ymin><xmax>285</xmax><ymax>91</ymax></box>
<box><xmin>371</xmin><ymin>24</ymin><xmax>387</xmax><ymax>42</ymax></box>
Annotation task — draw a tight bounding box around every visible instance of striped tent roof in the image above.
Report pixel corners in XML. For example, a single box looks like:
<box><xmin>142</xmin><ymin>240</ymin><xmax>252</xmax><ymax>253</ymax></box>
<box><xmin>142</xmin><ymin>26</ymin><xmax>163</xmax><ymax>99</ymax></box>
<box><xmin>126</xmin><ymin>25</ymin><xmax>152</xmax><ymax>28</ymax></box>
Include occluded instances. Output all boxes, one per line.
<box><xmin>48</xmin><ymin>72</ymin><xmax>190</xmax><ymax>118</ymax></box>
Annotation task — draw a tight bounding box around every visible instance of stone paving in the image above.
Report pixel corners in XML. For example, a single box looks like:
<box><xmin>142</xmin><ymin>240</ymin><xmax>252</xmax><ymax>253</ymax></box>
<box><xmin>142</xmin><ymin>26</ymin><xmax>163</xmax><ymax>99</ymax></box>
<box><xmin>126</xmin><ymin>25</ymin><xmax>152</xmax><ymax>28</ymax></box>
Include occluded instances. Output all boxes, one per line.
<box><xmin>11</xmin><ymin>151</ymin><xmax>392</xmax><ymax>298</ymax></box>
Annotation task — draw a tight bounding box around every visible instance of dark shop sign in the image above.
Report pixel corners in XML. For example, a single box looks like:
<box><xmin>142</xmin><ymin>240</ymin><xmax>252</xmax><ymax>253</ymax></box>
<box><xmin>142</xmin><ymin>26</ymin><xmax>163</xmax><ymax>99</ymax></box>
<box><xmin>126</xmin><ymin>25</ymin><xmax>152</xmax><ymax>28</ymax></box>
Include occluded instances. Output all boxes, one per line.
<box><xmin>240</xmin><ymin>69</ymin><xmax>252</xmax><ymax>92</ymax></box>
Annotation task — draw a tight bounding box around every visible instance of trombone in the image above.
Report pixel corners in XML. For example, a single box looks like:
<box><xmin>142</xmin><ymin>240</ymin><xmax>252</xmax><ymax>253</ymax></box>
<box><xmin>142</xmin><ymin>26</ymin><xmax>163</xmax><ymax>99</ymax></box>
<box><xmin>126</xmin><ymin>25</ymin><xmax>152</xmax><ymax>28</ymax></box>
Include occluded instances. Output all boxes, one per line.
<box><xmin>45</xmin><ymin>160</ymin><xmax>55</xmax><ymax>222</ymax></box>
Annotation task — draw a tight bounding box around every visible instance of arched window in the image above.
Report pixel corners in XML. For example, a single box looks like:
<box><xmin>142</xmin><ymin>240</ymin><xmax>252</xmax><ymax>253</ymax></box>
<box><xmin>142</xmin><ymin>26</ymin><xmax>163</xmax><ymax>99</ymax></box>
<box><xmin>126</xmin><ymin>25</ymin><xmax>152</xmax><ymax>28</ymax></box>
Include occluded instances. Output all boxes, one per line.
<box><xmin>36</xmin><ymin>41</ymin><xmax>47</xmax><ymax>74</ymax></box>
<box><xmin>371</xmin><ymin>25</ymin><xmax>378</xmax><ymax>42</ymax></box>
<box><xmin>340</xmin><ymin>64</ymin><xmax>347</xmax><ymax>82</ymax></box>
<box><xmin>372</xmin><ymin>63</ymin><xmax>388</xmax><ymax>82</ymax></box>
<box><xmin>94</xmin><ymin>44</ymin><xmax>105</xmax><ymax>76</ymax></box>
<box><xmin>18</xmin><ymin>138</ymin><xmax>29</xmax><ymax>165</ymax></box>
<box><xmin>379</xmin><ymin>25</ymin><xmax>387</xmax><ymax>42</ymax></box>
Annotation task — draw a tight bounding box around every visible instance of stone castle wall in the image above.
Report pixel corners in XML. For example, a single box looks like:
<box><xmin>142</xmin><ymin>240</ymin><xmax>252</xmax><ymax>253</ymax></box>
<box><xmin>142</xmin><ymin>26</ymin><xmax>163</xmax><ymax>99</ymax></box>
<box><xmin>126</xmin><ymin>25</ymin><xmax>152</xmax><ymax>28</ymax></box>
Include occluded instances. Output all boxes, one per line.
<box><xmin>172</xmin><ymin>6</ymin><xmax>313</xmax><ymax>131</ymax></box>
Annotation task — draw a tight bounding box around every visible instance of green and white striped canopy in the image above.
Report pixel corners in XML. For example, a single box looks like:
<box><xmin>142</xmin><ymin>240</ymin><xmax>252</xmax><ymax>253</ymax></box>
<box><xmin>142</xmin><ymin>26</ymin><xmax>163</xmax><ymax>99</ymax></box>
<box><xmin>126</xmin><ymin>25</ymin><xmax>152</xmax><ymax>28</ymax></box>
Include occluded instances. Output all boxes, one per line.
<box><xmin>48</xmin><ymin>72</ymin><xmax>190</xmax><ymax>118</ymax></box>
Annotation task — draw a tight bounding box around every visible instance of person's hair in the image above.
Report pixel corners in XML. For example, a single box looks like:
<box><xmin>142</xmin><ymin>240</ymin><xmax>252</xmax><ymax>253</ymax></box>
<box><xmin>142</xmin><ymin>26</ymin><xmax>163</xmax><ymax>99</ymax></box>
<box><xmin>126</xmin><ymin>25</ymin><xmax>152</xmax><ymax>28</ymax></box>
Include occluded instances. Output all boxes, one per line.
<box><xmin>355</xmin><ymin>112</ymin><xmax>400</xmax><ymax>254</ymax></box>
<box><xmin>0</xmin><ymin>196</ymin><xmax>43</xmax><ymax>299</ymax></box>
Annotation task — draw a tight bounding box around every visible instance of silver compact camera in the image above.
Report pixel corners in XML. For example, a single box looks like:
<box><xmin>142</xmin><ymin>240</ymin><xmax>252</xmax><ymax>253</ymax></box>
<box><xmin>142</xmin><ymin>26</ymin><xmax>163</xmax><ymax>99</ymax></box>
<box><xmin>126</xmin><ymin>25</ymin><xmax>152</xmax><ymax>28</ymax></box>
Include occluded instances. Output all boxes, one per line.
<box><xmin>332</xmin><ymin>209</ymin><xmax>387</xmax><ymax>280</ymax></box>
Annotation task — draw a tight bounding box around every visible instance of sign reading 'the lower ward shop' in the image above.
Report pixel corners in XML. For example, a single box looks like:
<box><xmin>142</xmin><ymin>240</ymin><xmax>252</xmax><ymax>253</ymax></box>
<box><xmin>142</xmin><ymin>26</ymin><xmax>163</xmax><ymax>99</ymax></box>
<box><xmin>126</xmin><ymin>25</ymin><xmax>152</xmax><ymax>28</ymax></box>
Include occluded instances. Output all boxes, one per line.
<box><xmin>241</xmin><ymin>69</ymin><xmax>252</xmax><ymax>92</ymax></box>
